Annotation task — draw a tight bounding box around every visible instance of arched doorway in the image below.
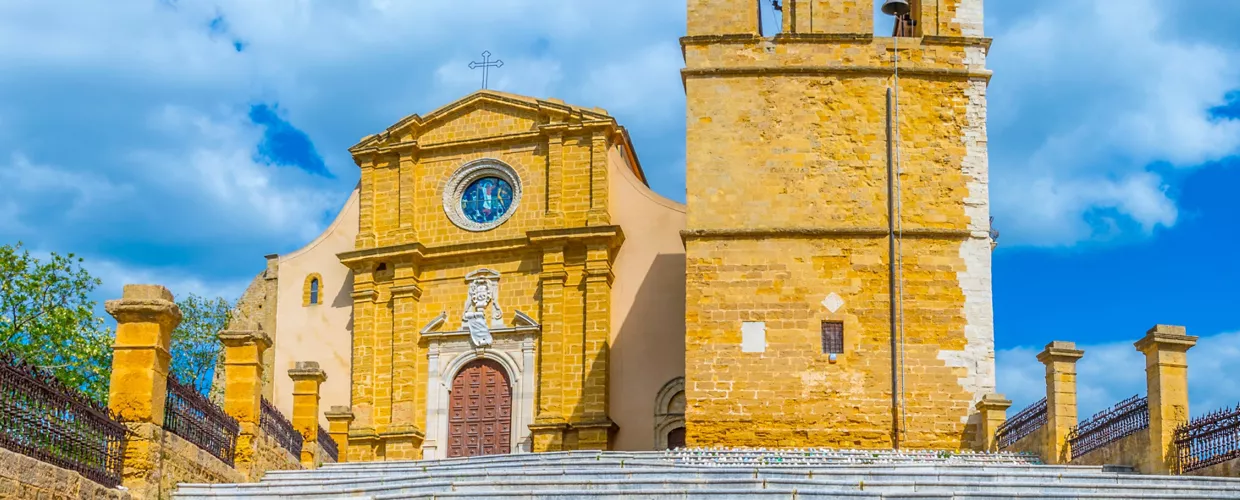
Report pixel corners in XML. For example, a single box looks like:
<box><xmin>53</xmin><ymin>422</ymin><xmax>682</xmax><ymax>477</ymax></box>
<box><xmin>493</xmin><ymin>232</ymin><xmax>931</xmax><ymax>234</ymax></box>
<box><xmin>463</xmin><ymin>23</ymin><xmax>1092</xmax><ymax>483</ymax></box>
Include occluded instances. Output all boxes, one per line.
<box><xmin>447</xmin><ymin>358</ymin><xmax>512</xmax><ymax>458</ymax></box>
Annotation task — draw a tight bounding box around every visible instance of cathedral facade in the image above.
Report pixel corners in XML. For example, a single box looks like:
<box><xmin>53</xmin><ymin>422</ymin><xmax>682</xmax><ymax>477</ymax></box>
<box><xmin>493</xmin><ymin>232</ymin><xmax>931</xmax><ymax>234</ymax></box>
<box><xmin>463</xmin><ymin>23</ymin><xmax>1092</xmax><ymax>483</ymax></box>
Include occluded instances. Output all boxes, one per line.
<box><xmin>235</xmin><ymin>0</ymin><xmax>995</xmax><ymax>461</ymax></box>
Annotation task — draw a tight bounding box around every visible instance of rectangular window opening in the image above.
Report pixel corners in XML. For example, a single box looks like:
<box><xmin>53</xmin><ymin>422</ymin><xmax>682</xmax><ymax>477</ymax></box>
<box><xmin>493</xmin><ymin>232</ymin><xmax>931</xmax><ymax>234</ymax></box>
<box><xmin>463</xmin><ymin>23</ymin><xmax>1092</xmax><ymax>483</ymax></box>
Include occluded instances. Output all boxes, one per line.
<box><xmin>759</xmin><ymin>0</ymin><xmax>784</xmax><ymax>37</ymax></box>
<box><xmin>821</xmin><ymin>321</ymin><xmax>844</xmax><ymax>354</ymax></box>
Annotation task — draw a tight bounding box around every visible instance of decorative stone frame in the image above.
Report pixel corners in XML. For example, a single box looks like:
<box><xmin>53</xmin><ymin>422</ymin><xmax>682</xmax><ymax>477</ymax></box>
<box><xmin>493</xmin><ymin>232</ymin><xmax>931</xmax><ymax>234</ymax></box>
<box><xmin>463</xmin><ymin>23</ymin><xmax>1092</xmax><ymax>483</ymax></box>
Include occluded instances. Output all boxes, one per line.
<box><xmin>302</xmin><ymin>273</ymin><xmax>323</xmax><ymax>306</ymax></box>
<box><xmin>442</xmin><ymin>158</ymin><xmax>523</xmax><ymax>232</ymax></box>
<box><xmin>653</xmin><ymin>376</ymin><xmax>686</xmax><ymax>451</ymax></box>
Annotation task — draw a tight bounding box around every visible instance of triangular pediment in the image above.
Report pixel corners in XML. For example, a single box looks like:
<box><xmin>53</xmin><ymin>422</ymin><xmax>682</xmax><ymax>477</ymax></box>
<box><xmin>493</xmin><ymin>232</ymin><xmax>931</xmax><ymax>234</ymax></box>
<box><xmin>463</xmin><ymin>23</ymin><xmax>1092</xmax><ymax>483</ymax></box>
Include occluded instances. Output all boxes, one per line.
<box><xmin>349</xmin><ymin>90</ymin><xmax>615</xmax><ymax>153</ymax></box>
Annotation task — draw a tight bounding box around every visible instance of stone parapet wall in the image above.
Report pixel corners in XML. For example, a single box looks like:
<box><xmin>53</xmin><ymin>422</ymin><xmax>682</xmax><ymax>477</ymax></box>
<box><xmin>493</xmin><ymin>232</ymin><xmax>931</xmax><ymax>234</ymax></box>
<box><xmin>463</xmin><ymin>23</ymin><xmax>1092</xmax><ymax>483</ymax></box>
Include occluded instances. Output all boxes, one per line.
<box><xmin>1001</xmin><ymin>424</ymin><xmax>1047</xmax><ymax>459</ymax></box>
<box><xmin>250</xmin><ymin>431</ymin><xmax>302</xmax><ymax>479</ymax></box>
<box><xmin>0</xmin><ymin>445</ymin><xmax>128</xmax><ymax>500</ymax></box>
<box><xmin>155</xmin><ymin>425</ymin><xmax>245</xmax><ymax>499</ymax></box>
<box><xmin>1184</xmin><ymin>456</ymin><xmax>1240</xmax><ymax>477</ymax></box>
<box><xmin>1068</xmin><ymin>431</ymin><xmax>1150</xmax><ymax>472</ymax></box>
<box><xmin>122</xmin><ymin>423</ymin><xmax>244</xmax><ymax>500</ymax></box>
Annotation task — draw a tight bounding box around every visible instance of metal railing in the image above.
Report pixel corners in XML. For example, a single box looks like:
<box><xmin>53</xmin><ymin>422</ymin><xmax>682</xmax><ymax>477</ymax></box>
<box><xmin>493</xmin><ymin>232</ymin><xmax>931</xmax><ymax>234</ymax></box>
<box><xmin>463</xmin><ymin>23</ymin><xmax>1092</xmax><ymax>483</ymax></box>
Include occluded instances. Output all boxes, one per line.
<box><xmin>318</xmin><ymin>425</ymin><xmax>338</xmax><ymax>462</ymax></box>
<box><xmin>996</xmin><ymin>398</ymin><xmax>1047</xmax><ymax>450</ymax></box>
<box><xmin>164</xmin><ymin>375</ymin><xmax>239</xmax><ymax>466</ymax></box>
<box><xmin>260</xmin><ymin>398</ymin><xmax>302</xmax><ymax>458</ymax></box>
<box><xmin>0</xmin><ymin>352</ymin><xmax>126</xmax><ymax>487</ymax></box>
<box><xmin>1069</xmin><ymin>395</ymin><xmax>1148</xmax><ymax>460</ymax></box>
<box><xmin>1176</xmin><ymin>403</ymin><xmax>1240</xmax><ymax>473</ymax></box>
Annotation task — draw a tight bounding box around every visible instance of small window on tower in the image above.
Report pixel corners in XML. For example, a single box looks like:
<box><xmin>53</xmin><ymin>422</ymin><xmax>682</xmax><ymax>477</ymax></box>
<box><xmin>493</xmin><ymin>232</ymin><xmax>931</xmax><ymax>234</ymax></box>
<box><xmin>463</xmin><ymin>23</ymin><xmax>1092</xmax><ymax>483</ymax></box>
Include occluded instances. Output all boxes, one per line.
<box><xmin>309</xmin><ymin>278</ymin><xmax>320</xmax><ymax>305</ymax></box>
<box><xmin>821</xmin><ymin>321</ymin><xmax>844</xmax><ymax>354</ymax></box>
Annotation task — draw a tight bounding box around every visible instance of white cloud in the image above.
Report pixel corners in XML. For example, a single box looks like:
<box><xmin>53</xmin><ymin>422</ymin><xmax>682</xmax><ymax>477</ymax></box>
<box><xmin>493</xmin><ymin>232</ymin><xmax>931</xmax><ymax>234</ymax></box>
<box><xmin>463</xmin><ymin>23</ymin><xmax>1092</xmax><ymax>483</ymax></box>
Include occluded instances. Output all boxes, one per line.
<box><xmin>998</xmin><ymin>330</ymin><xmax>1240</xmax><ymax>422</ymax></box>
<box><xmin>988</xmin><ymin>0</ymin><xmax>1240</xmax><ymax>246</ymax></box>
<box><xmin>89</xmin><ymin>257</ymin><xmax>252</xmax><ymax>307</ymax></box>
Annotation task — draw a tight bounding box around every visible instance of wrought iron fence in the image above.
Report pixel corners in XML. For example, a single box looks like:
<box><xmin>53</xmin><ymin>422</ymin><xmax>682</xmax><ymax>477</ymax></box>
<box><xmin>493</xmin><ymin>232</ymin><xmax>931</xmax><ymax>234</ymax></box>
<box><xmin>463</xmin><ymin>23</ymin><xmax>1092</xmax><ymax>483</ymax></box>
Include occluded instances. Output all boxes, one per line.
<box><xmin>996</xmin><ymin>397</ymin><xmax>1047</xmax><ymax>450</ymax></box>
<box><xmin>260</xmin><ymin>398</ymin><xmax>303</xmax><ymax>458</ymax></box>
<box><xmin>1069</xmin><ymin>395</ymin><xmax>1148</xmax><ymax>460</ymax></box>
<box><xmin>0</xmin><ymin>352</ymin><xmax>126</xmax><ymax>487</ymax></box>
<box><xmin>318</xmin><ymin>425</ymin><xmax>338</xmax><ymax>462</ymax></box>
<box><xmin>1175</xmin><ymin>403</ymin><xmax>1240</xmax><ymax>473</ymax></box>
<box><xmin>164</xmin><ymin>375</ymin><xmax>239</xmax><ymax>466</ymax></box>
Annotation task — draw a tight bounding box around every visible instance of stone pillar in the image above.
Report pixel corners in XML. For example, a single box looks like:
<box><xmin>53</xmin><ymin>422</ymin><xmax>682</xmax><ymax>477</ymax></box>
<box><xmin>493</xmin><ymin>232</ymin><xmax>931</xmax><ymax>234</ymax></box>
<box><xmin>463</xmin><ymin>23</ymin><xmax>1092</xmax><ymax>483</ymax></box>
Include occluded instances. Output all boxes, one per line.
<box><xmin>106</xmin><ymin>284</ymin><xmax>182</xmax><ymax>497</ymax></box>
<box><xmin>586</xmin><ymin>131</ymin><xmax>610</xmax><ymax>226</ymax></box>
<box><xmin>1135</xmin><ymin>324</ymin><xmax>1197</xmax><ymax>475</ymax></box>
<box><xmin>219</xmin><ymin>328</ymin><xmax>272</xmax><ymax>479</ymax></box>
<box><xmin>1037</xmin><ymin>341</ymin><xmax>1084</xmax><ymax>464</ymax></box>
<box><xmin>324</xmin><ymin>406</ymin><xmax>354</xmax><ymax>463</ymax></box>
<box><xmin>974</xmin><ymin>393</ymin><xmax>1012</xmax><ymax>452</ymax></box>
<box><xmin>289</xmin><ymin>361</ymin><xmax>327</xmax><ymax>468</ymax></box>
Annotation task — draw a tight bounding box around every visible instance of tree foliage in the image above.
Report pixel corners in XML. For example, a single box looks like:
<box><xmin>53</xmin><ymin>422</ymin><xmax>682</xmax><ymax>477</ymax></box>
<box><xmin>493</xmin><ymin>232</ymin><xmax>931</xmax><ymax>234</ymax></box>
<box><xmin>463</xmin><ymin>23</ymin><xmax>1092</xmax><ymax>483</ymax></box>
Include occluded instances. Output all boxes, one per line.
<box><xmin>0</xmin><ymin>242</ymin><xmax>112</xmax><ymax>402</ymax></box>
<box><xmin>170</xmin><ymin>294</ymin><xmax>232</xmax><ymax>395</ymax></box>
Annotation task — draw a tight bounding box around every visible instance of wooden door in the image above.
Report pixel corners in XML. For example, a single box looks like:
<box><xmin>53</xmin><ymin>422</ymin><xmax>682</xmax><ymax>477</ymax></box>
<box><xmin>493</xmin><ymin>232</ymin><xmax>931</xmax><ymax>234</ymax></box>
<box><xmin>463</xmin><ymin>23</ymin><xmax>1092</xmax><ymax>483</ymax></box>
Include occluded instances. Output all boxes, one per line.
<box><xmin>447</xmin><ymin>358</ymin><xmax>512</xmax><ymax>458</ymax></box>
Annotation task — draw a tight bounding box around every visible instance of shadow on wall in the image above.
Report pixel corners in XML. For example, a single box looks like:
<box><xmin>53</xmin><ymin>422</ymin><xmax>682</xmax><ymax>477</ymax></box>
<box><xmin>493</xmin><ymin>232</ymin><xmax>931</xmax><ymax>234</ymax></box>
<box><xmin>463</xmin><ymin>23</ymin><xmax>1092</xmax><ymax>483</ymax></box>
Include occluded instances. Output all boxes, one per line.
<box><xmin>604</xmin><ymin>253</ymin><xmax>687</xmax><ymax>450</ymax></box>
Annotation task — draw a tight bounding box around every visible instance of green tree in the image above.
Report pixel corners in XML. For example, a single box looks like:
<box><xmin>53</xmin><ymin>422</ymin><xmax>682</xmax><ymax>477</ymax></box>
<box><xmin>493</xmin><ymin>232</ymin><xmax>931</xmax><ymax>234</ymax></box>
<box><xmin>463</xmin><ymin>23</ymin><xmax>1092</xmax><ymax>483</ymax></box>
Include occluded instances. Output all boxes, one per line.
<box><xmin>170</xmin><ymin>294</ymin><xmax>232</xmax><ymax>395</ymax></box>
<box><xmin>0</xmin><ymin>242</ymin><xmax>112</xmax><ymax>403</ymax></box>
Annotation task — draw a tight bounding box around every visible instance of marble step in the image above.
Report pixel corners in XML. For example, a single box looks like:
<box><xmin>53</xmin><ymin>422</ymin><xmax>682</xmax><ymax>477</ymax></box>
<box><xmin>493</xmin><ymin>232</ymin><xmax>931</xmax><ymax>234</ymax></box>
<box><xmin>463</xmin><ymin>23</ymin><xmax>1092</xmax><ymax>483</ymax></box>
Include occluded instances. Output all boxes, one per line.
<box><xmin>174</xmin><ymin>474</ymin><xmax>1240</xmax><ymax>500</ymax></box>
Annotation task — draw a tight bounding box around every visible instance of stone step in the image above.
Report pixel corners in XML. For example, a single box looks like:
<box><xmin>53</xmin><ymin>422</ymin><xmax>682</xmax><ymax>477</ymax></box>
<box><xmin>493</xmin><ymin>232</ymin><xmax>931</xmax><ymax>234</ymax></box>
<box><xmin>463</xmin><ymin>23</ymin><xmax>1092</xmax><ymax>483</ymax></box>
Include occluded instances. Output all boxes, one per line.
<box><xmin>174</xmin><ymin>475</ymin><xmax>1240</xmax><ymax>500</ymax></box>
<box><xmin>262</xmin><ymin>461</ymin><xmax>1091</xmax><ymax>481</ymax></box>
<box><xmin>313</xmin><ymin>450</ymin><xmax>1042</xmax><ymax>469</ymax></box>
<box><xmin>250</xmin><ymin>469</ymin><xmax>1240</xmax><ymax>490</ymax></box>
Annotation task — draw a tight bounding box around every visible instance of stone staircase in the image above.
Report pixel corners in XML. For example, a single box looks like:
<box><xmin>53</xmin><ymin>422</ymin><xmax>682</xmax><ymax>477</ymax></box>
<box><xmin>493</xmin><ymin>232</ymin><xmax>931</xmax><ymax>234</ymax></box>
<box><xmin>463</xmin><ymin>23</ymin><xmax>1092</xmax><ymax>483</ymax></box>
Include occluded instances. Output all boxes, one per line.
<box><xmin>173</xmin><ymin>449</ymin><xmax>1240</xmax><ymax>499</ymax></box>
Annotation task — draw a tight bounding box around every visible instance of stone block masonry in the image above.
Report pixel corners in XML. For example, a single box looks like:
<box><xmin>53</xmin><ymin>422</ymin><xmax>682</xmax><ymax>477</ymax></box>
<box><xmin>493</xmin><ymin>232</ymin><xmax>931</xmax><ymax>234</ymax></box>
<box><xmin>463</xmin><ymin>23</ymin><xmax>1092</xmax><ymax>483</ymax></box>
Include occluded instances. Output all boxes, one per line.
<box><xmin>0</xmin><ymin>446</ymin><xmax>129</xmax><ymax>500</ymax></box>
<box><xmin>682</xmin><ymin>0</ymin><xmax>994</xmax><ymax>450</ymax></box>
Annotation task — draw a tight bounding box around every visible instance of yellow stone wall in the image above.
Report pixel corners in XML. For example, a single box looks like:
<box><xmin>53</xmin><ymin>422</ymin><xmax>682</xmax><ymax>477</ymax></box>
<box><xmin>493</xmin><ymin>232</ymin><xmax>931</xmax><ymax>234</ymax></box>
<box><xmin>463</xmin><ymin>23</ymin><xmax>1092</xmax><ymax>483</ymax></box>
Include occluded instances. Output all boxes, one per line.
<box><xmin>682</xmin><ymin>0</ymin><xmax>994</xmax><ymax>450</ymax></box>
<box><xmin>342</xmin><ymin>92</ymin><xmax>626</xmax><ymax>459</ymax></box>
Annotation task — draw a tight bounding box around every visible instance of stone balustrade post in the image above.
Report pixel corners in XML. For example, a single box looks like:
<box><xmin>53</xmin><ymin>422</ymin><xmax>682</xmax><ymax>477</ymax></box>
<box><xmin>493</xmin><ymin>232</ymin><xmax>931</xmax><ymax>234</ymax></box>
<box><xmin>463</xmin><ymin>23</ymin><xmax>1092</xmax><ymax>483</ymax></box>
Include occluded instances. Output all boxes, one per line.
<box><xmin>219</xmin><ymin>328</ymin><xmax>272</xmax><ymax>480</ymax></box>
<box><xmin>1038</xmin><ymin>341</ymin><xmax>1084</xmax><ymax>464</ymax></box>
<box><xmin>106</xmin><ymin>284</ymin><xmax>182</xmax><ymax>497</ymax></box>
<box><xmin>974</xmin><ymin>393</ymin><xmax>1012</xmax><ymax>452</ymax></box>
<box><xmin>289</xmin><ymin>361</ymin><xmax>327</xmax><ymax>468</ymax></box>
<box><xmin>324</xmin><ymin>406</ymin><xmax>355</xmax><ymax>463</ymax></box>
<box><xmin>1135</xmin><ymin>324</ymin><xmax>1197</xmax><ymax>474</ymax></box>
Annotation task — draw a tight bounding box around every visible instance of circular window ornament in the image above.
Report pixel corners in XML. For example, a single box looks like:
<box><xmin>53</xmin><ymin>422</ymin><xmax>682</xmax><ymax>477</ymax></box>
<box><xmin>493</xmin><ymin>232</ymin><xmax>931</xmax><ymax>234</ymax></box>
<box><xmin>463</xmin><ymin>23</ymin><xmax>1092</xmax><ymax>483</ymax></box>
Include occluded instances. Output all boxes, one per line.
<box><xmin>442</xmin><ymin>159</ymin><xmax>523</xmax><ymax>232</ymax></box>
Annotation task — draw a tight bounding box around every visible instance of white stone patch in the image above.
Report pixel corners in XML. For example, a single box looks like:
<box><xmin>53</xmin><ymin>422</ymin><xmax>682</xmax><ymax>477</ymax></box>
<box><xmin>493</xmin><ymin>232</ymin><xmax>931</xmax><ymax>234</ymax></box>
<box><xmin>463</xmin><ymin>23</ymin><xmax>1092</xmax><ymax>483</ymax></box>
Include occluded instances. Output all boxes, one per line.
<box><xmin>940</xmin><ymin>68</ymin><xmax>997</xmax><ymax>423</ymax></box>
<box><xmin>822</xmin><ymin>293</ymin><xmax>844</xmax><ymax>313</ymax></box>
<box><xmin>741</xmin><ymin>322</ymin><xmax>766</xmax><ymax>353</ymax></box>
<box><xmin>954</xmin><ymin>0</ymin><xmax>985</xmax><ymax>38</ymax></box>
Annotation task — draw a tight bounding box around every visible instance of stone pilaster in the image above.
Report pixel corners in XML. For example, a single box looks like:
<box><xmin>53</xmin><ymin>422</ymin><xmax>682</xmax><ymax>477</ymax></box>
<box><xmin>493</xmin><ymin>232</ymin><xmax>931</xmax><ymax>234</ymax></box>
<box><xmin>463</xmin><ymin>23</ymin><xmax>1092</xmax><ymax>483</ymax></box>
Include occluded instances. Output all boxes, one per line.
<box><xmin>355</xmin><ymin>153</ymin><xmax>377</xmax><ymax>249</ymax></box>
<box><xmin>349</xmin><ymin>268</ymin><xmax>377</xmax><ymax>461</ymax></box>
<box><xmin>1135</xmin><ymin>324</ymin><xmax>1197</xmax><ymax>475</ymax></box>
<box><xmin>387</xmin><ymin>260</ymin><xmax>425</xmax><ymax>460</ymax></box>
<box><xmin>974</xmin><ymin>393</ymin><xmax>1012</xmax><ymax>452</ymax></box>
<box><xmin>586</xmin><ymin>131</ymin><xmax>609</xmax><ymax>226</ymax></box>
<box><xmin>105</xmin><ymin>284</ymin><xmax>182</xmax><ymax>497</ymax></box>
<box><xmin>1037</xmin><ymin>341</ymin><xmax>1084</xmax><ymax>464</ymax></box>
<box><xmin>219</xmin><ymin>329</ymin><xmax>272</xmax><ymax>480</ymax></box>
<box><xmin>289</xmin><ymin>361</ymin><xmax>327</xmax><ymax>468</ymax></box>
<box><xmin>545</xmin><ymin>130</ymin><xmax>565</xmax><ymax>226</ymax></box>
<box><xmin>532</xmin><ymin>244</ymin><xmax>569</xmax><ymax>451</ymax></box>
<box><xmin>577</xmin><ymin>243</ymin><xmax>615</xmax><ymax>450</ymax></box>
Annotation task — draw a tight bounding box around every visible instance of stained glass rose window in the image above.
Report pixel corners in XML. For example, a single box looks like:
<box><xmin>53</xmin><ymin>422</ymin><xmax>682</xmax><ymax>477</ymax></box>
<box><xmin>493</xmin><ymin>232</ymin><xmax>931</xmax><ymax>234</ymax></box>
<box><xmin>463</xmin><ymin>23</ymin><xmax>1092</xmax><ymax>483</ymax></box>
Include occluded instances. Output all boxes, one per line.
<box><xmin>460</xmin><ymin>177</ymin><xmax>514</xmax><ymax>224</ymax></box>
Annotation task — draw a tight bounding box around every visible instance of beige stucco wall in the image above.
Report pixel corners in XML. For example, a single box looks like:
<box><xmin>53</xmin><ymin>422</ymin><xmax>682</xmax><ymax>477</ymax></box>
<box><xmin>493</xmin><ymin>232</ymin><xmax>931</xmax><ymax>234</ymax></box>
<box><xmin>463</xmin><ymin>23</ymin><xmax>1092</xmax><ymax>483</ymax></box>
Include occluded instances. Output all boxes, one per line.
<box><xmin>273</xmin><ymin>188</ymin><xmax>359</xmax><ymax>428</ymax></box>
<box><xmin>607</xmin><ymin>142</ymin><xmax>688</xmax><ymax>451</ymax></box>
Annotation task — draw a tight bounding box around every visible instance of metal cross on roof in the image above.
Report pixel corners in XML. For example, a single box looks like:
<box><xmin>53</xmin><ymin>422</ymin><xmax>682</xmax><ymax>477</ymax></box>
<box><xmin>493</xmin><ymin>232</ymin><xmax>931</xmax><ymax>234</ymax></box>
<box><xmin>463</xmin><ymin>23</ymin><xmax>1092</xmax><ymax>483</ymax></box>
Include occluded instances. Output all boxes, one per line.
<box><xmin>469</xmin><ymin>51</ymin><xmax>504</xmax><ymax>90</ymax></box>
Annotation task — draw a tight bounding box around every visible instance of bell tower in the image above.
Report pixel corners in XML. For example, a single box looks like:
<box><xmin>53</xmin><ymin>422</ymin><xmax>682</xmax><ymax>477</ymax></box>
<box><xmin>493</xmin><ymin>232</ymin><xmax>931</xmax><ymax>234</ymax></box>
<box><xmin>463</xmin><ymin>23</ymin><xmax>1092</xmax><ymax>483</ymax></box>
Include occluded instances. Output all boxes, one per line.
<box><xmin>681</xmin><ymin>0</ymin><xmax>995</xmax><ymax>450</ymax></box>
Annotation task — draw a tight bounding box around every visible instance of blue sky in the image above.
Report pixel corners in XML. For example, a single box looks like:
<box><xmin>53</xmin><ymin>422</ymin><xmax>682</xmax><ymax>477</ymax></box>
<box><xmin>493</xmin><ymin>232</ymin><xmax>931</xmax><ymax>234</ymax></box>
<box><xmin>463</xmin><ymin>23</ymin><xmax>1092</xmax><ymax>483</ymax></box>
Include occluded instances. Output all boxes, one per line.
<box><xmin>0</xmin><ymin>1</ymin><xmax>1237</xmax><ymax>420</ymax></box>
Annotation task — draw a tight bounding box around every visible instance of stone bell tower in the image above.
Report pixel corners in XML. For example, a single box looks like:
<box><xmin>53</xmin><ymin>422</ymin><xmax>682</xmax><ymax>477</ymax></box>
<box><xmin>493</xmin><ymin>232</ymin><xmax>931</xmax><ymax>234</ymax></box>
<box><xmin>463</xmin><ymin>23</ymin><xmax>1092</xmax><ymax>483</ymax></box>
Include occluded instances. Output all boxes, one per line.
<box><xmin>681</xmin><ymin>0</ymin><xmax>995</xmax><ymax>450</ymax></box>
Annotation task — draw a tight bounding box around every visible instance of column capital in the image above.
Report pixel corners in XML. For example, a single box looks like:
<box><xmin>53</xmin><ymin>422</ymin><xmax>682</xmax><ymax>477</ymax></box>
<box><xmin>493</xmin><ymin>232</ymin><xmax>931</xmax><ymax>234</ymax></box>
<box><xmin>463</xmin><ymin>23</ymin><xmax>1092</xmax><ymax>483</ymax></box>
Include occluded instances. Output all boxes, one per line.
<box><xmin>289</xmin><ymin>361</ymin><xmax>328</xmax><ymax>384</ymax></box>
<box><xmin>1037</xmin><ymin>341</ymin><xmax>1084</xmax><ymax>364</ymax></box>
<box><xmin>1135</xmin><ymin>325</ymin><xmax>1197</xmax><ymax>354</ymax></box>
<box><xmin>325</xmin><ymin>405</ymin><xmax>355</xmax><ymax>423</ymax></box>
<box><xmin>104</xmin><ymin>284</ymin><xmax>182</xmax><ymax>327</ymax></box>
<box><xmin>218</xmin><ymin>329</ymin><xmax>272</xmax><ymax>350</ymax></box>
<box><xmin>975</xmin><ymin>393</ymin><xmax>1012</xmax><ymax>412</ymax></box>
